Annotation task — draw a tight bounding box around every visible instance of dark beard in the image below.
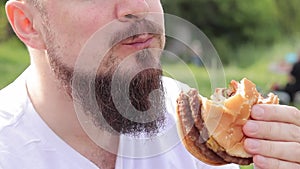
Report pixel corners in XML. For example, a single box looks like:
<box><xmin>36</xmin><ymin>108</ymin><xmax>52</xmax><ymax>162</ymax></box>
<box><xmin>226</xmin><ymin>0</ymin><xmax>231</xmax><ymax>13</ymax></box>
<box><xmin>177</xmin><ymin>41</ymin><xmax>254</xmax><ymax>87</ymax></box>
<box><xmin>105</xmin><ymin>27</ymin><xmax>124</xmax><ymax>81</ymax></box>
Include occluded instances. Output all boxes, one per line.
<box><xmin>49</xmin><ymin>49</ymin><xmax>166</xmax><ymax>136</ymax></box>
<box><xmin>94</xmin><ymin>67</ymin><xmax>166</xmax><ymax>136</ymax></box>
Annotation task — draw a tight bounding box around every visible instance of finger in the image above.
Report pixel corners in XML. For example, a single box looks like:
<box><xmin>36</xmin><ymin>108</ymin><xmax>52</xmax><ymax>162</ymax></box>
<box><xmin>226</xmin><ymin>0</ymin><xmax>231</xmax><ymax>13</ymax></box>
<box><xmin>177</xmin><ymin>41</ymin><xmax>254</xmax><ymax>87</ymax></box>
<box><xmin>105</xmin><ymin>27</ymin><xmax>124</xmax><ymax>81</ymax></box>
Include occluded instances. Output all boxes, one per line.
<box><xmin>243</xmin><ymin>120</ymin><xmax>300</xmax><ymax>142</ymax></box>
<box><xmin>244</xmin><ymin>138</ymin><xmax>300</xmax><ymax>163</ymax></box>
<box><xmin>253</xmin><ymin>155</ymin><xmax>300</xmax><ymax>169</ymax></box>
<box><xmin>251</xmin><ymin>104</ymin><xmax>300</xmax><ymax>126</ymax></box>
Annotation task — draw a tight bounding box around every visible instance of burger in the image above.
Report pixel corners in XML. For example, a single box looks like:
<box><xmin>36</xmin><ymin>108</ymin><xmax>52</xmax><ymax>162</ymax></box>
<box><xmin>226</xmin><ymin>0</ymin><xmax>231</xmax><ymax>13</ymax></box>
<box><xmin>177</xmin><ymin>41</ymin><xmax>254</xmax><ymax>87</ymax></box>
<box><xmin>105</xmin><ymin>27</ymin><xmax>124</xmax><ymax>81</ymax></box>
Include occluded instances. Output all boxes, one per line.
<box><xmin>176</xmin><ymin>78</ymin><xmax>279</xmax><ymax>165</ymax></box>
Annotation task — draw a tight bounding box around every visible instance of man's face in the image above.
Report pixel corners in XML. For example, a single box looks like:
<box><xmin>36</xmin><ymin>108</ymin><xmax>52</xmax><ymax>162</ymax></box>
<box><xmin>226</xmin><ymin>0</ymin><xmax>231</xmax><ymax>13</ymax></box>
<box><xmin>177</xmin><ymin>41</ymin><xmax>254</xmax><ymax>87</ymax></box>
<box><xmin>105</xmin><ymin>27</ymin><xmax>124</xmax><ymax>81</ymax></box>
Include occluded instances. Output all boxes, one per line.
<box><xmin>40</xmin><ymin>0</ymin><xmax>165</xmax><ymax>68</ymax></box>
<box><xmin>36</xmin><ymin>0</ymin><xmax>166</xmax><ymax>135</ymax></box>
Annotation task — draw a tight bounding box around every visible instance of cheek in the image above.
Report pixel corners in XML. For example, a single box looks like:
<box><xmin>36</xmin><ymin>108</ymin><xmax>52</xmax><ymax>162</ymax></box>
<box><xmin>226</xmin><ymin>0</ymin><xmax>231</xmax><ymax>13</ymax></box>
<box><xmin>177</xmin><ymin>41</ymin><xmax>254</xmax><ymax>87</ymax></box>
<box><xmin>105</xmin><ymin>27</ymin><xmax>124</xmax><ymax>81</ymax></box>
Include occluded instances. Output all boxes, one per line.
<box><xmin>46</xmin><ymin>6</ymin><xmax>115</xmax><ymax>65</ymax></box>
<box><xmin>52</xmin><ymin>11</ymin><xmax>111</xmax><ymax>42</ymax></box>
<box><xmin>148</xmin><ymin>0</ymin><xmax>164</xmax><ymax>14</ymax></box>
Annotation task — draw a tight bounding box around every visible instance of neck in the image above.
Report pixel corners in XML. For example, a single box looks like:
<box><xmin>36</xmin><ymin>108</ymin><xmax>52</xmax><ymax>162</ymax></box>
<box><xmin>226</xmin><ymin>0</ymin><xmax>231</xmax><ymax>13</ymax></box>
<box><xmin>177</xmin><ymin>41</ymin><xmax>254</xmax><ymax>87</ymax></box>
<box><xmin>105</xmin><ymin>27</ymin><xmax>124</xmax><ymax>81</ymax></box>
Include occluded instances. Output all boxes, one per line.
<box><xmin>26</xmin><ymin>50</ymin><xmax>82</xmax><ymax>138</ymax></box>
<box><xmin>26</xmin><ymin>49</ymin><xmax>119</xmax><ymax>167</ymax></box>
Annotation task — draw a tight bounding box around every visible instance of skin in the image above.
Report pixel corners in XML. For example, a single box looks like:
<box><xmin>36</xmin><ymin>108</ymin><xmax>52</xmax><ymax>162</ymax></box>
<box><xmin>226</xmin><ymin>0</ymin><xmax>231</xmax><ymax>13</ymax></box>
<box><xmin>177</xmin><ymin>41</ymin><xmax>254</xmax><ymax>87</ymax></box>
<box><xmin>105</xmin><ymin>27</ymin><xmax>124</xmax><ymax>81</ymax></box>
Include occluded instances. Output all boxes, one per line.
<box><xmin>5</xmin><ymin>0</ymin><xmax>300</xmax><ymax>168</ymax></box>
<box><xmin>6</xmin><ymin>0</ymin><xmax>164</xmax><ymax>168</ymax></box>
<box><xmin>243</xmin><ymin>104</ymin><xmax>300</xmax><ymax>169</ymax></box>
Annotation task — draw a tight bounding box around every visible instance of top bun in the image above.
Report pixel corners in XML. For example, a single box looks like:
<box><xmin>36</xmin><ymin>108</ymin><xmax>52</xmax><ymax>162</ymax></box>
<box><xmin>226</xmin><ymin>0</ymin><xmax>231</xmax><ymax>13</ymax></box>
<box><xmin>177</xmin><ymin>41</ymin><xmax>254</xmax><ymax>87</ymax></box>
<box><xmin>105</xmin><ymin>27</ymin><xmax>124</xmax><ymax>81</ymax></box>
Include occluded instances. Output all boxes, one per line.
<box><xmin>201</xmin><ymin>78</ymin><xmax>279</xmax><ymax>158</ymax></box>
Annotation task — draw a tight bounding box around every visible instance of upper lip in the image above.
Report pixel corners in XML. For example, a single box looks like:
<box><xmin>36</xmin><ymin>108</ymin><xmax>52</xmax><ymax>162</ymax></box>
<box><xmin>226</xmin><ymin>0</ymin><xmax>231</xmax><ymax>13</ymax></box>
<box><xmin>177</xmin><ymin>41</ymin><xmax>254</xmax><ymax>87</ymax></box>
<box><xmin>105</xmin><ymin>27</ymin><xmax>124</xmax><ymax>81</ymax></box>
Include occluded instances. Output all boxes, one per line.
<box><xmin>122</xmin><ymin>33</ymin><xmax>155</xmax><ymax>45</ymax></box>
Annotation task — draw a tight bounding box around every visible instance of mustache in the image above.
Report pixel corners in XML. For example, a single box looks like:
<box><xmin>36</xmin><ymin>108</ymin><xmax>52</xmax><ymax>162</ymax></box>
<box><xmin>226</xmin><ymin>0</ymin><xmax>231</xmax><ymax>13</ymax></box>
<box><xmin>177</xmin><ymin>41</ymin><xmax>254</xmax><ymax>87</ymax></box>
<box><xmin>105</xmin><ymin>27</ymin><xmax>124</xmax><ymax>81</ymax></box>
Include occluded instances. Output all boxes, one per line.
<box><xmin>109</xmin><ymin>19</ymin><xmax>164</xmax><ymax>47</ymax></box>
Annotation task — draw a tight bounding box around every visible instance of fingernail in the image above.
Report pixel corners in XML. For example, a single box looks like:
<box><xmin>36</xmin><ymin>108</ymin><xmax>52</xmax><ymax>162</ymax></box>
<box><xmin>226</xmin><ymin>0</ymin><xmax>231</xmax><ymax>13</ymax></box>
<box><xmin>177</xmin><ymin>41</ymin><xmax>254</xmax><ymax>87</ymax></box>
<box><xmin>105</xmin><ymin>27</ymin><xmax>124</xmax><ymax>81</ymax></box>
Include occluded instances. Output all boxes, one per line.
<box><xmin>245</xmin><ymin>139</ymin><xmax>260</xmax><ymax>150</ymax></box>
<box><xmin>244</xmin><ymin>121</ymin><xmax>259</xmax><ymax>133</ymax></box>
<box><xmin>252</xmin><ymin>106</ymin><xmax>264</xmax><ymax>118</ymax></box>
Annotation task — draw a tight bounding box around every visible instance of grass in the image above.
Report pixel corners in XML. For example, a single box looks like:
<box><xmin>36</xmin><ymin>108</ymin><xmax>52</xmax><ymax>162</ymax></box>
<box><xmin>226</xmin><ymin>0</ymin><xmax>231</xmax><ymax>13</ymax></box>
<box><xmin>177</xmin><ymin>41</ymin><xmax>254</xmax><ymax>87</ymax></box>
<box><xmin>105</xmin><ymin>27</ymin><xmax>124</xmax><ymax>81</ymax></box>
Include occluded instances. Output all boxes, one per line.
<box><xmin>163</xmin><ymin>40</ymin><xmax>295</xmax><ymax>97</ymax></box>
<box><xmin>0</xmin><ymin>37</ymin><xmax>30</xmax><ymax>88</ymax></box>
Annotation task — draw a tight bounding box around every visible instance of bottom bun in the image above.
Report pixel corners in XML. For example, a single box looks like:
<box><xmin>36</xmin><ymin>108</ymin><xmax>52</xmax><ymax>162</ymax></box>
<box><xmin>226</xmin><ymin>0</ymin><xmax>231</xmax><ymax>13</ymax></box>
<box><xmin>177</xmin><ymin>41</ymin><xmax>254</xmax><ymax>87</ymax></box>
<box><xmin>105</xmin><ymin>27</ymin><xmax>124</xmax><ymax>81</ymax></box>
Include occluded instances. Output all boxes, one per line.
<box><xmin>178</xmin><ymin>121</ymin><xmax>227</xmax><ymax>165</ymax></box>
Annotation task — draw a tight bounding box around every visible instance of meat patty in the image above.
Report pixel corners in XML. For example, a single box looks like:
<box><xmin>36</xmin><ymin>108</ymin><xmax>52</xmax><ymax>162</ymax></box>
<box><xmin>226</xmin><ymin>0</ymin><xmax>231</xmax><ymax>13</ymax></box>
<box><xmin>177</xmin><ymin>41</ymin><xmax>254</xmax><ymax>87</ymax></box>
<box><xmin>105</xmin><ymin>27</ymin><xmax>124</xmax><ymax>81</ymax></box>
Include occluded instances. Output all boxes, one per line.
<box><xmin>177</xmin><ymin>92</ymin><xmax>226</xmax><ymax>164</ymax></box>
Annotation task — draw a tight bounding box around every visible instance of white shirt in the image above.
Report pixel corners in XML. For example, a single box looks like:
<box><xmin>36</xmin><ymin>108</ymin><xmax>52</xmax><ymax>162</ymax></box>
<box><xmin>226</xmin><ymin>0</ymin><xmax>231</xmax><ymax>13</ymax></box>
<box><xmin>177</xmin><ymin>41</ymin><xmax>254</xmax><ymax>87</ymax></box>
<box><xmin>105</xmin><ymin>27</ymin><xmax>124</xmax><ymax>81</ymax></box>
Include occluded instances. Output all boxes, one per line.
<box><xmin>0</xmin><ymin>68</ymin><xmax>239</xmax><ymax>169</ymax></box>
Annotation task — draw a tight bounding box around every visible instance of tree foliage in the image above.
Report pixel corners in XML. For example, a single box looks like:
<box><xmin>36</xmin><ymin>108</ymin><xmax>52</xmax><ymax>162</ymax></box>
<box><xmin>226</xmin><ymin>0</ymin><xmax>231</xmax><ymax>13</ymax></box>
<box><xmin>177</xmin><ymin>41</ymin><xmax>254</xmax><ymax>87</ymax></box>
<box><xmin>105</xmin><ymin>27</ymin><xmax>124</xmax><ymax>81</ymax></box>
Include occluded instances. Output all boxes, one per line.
<box><xmin>1</xmin><ymin>1</ymin><xmax>15</xmax><ymax>42</ymax></box>
<box><xmin>0</xmin><ymin>2</ymin><xmax>7</xmax><ymax>41</ymax></box>
<box><xmin>162</xmin><ymin>0</ymin><xmax>300</xmax><ymax>65</ymax></box>
<box><xmin>2</xmin><ymin>1</ymin><xmax>300</xmax><ymax>65</ymax></box>
<box><xmin>275</xmin><ymin>0</ymin><xmax>300</xmax><ymax>35</ymax></box>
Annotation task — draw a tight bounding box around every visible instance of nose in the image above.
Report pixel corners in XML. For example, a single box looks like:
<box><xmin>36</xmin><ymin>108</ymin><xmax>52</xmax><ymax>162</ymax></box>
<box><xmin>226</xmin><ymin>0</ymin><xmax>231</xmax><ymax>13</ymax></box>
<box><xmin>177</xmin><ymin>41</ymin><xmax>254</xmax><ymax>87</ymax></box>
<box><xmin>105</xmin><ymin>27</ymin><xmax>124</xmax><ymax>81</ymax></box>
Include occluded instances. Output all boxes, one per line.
<box><xmin>116</xmin><ymin>0</ymin><xmax>150</xmax><ymax>22</ymax></box>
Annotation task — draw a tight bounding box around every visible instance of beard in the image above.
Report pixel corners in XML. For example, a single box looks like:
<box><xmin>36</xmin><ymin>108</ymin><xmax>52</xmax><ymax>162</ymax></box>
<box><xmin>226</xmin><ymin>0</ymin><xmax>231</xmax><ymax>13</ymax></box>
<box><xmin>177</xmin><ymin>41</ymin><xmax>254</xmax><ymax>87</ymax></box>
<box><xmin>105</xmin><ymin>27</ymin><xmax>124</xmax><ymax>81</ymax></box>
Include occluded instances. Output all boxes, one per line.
<box><xmin>45</xmin><ymin>19</ymin><xmax>166</xmax><ymax>136</ymax></box>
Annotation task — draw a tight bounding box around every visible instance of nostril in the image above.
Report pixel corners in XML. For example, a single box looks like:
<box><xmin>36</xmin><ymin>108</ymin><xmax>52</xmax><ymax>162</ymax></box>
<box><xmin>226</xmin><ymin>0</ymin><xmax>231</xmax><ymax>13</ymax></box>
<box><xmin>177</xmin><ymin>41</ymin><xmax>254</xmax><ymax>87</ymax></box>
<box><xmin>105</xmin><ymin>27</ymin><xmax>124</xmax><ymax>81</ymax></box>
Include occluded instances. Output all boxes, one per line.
<box><xmin>119</xmin><ymin>13</ymin><xmax>146</xmax><ymax>22</ymax></box>
<box><xmin>125</xmin><ymin>14</ymin><xmax>138</xmax><ymax>19</ymax></box>
<box><xmin>116</xmin><ymin>1</ymin><xmax>150</xmax><ymax>22</ymax></box>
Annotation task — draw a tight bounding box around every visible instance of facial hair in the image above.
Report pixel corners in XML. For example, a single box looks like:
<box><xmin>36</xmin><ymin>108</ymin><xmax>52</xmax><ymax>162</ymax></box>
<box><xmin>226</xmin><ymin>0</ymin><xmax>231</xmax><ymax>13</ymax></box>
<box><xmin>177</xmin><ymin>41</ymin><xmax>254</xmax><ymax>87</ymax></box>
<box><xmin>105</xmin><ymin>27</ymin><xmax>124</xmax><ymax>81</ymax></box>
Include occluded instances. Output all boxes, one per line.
<box><xmin>76</xmin><ymin>50</ymin><xmax>166</xmax><ymax>136</ymax></box>
<box><xmin>44</xmin><ymin>19</ymin><xmax>166</xmax><ymax>136</ymax></box>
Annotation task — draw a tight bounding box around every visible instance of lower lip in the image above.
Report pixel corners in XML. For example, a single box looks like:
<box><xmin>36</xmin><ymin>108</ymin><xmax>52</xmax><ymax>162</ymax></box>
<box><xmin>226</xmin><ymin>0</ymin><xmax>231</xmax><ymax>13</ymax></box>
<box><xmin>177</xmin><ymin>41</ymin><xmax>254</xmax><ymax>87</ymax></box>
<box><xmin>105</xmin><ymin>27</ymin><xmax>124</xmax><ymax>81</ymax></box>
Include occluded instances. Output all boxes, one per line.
<box><xmin>123</xmin><ymin>37</ymin><xmax>154</xmax><ymax>50</ymax></box>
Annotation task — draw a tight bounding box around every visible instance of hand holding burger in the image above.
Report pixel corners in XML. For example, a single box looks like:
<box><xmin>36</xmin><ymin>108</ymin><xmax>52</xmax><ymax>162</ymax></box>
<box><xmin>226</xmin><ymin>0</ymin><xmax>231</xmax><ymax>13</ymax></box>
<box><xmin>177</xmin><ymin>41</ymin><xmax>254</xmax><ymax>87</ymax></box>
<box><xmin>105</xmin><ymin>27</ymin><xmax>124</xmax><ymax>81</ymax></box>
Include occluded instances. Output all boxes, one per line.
<box><xmin>243</xmin><ymin>104</ymin><xmax>300</xmax><ymax>169</ymax></box>
<box><xmin>176</xmin><ymin>78</ymin><xmax>279</xmax><ymax>165</ymax></box>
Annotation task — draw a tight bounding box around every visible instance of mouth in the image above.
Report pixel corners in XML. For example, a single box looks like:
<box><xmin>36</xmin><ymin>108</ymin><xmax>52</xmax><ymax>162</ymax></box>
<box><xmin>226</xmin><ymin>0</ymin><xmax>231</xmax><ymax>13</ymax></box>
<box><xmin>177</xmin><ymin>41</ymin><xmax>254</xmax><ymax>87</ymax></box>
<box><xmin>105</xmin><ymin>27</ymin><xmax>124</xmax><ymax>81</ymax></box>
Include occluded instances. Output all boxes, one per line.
<box><xmin>121</xmin><ymin>33</ymin><xmax>155</xmax><ymax>50</ymax></box>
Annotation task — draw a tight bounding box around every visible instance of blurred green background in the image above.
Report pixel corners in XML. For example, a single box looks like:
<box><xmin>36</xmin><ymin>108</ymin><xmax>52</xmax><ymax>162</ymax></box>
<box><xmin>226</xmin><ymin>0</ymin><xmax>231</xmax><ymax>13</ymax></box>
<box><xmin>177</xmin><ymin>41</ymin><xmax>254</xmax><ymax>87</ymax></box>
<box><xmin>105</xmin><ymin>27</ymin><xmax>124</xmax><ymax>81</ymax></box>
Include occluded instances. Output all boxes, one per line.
<box><xmin>1</xmin><ymin>1</ymin><xmax>300</xmax><ymax>168</ymax></box>
<box><xmin>1</xmin><ymin>0</ymin><xmax>300</xmax><ymax>94</ymax></box>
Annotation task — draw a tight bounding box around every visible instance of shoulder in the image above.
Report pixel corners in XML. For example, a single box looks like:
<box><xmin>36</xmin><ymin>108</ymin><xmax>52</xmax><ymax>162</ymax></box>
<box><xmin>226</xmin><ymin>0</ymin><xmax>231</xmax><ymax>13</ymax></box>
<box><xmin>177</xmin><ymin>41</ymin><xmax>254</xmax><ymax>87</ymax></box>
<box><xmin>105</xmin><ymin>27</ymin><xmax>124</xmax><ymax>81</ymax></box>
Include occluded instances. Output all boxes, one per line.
<box><xmin>162</xmin><ymin>76</ymin><xmax>190</xmax><ymax>90</ymax></box>
<box><xmin>162</xmin><ymin>76</ymin><xmax>191</xmax><ymax>121</ymax></box>
<box><xmin>162</xmin><ymin>76</ymin><xmax>191</xmax><ymax>97</ymax></box>
<box><xmin>0</xmin><ymin>70</ymin><xmax>41</xmax><ymax>166</ymax></box>
<box><xmin>0</xmin><ymin>75</ymin><xmax>30</xmax><ymax>163</ymax></box>
<box><xmin>0</xmin><ymin>70</ymin><xmax>29</xmax><ymax>130</ymax></box>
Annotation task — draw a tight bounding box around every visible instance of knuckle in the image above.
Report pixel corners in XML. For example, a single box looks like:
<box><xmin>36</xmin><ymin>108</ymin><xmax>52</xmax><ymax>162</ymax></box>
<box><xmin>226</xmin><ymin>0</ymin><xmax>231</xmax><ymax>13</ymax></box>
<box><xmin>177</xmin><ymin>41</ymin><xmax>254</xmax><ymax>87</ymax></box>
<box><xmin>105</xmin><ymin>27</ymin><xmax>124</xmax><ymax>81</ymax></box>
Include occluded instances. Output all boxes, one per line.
<box><xmin>262</xmin><ymin>156</ymin><xmax>280</xmax><ymax>169</ymax></box>
<box><xmin>290</xmin><ymin>125</ymin><xmax>300</xmax><ymax>142</ymax></box>
<box><xmin>270</xmin><ymin>158</ymin><xmax>286</xmax><ymax>169</ymax></box>
<box><xmin>266</xmin><ymin>123</ymin><xmax>274</xmax><ymax>139</ymax></box>
<box><xmin>261</xmin><ymin>141</ymin><xmax>274</xmax><ymax>156</ymax></box>
<box><xmin>290</xmin><ymin>107</ymin><xmax>300</xmax><ymax>125</ymax></box>
<box><xmin>295</xmin><ymin>143</ymin><xmax>300</xmax><ymax>160</ymax></box>
<box><xmin>264</xmin><ymin>122</ymin><xmax>279</xmax><ymax>140</ymax></box>
<box><xmin>265</xmin><ymin>142</ymin><xmax>285</xmax><ymax>159</ymax></box>
<box><xmin>294</xmin><ymin>164</ymin><xmax>300</xmax><ymax>169</ymax></box>
<box><xmin>267</xmin><ymin>142</ymin><xmax>276</xmax><ymax>156</ymax></box>
<box><xmin>277</xmin><ymin>161</ymin><xmax>284</xmax><ymax>169</ymax></box>
<box><xmin>275</xmin><ymin>160</ymin><xmax>281</xmax><ymax>169</ymax></box>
